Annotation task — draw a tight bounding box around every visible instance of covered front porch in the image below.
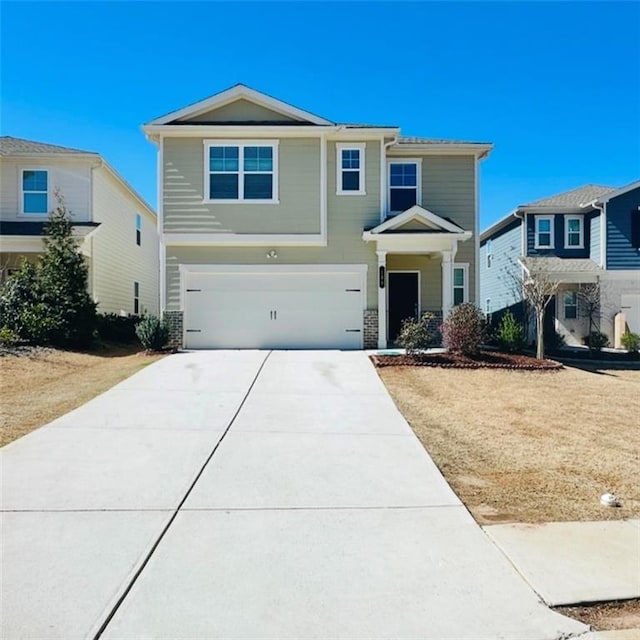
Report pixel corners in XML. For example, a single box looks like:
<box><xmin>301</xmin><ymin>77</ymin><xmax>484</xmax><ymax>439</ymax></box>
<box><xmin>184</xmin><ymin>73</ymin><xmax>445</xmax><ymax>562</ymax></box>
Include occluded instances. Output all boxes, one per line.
<box><xmin>363</xmin><ymin>205</ymin><xmax>473</xmax><ymax>349</ymax></box>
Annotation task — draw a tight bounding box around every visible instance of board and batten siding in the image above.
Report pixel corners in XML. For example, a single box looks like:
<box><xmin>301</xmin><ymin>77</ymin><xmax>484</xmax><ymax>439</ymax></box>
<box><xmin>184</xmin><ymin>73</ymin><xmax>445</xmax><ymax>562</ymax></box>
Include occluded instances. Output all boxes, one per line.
<box><xmin>480</xmin><ymin>219</ymin><xmax>523</xmax><ymax>314</ymax></box>
<box><xmin>91</xmin><ymin>168</ymin><xmax>159</xmax><ymax>315</ymax></box>
<box><xmin>163</xmin><ymin>137</ymin><xmax>321</xmax><ymax>235</ymax></box>
<box><xmin>0</xmin><ymin>159</ymin><xmax>92</xmax><ymax>221</ymax></box>
<box><xmin>606</xmin><ymin>187</ymin><xmax>640</xmax><ymax>270</ymax></box>
<box><xmin>165</xmin><ymin>140</ymin><xmax>382</xmax><ymax>311</ymax></box>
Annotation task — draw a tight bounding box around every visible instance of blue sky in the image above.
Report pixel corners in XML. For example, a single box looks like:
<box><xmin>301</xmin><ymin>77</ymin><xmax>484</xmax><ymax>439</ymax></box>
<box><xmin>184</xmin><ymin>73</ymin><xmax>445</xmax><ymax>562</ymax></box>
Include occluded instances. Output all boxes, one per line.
<box><xmin>2</xmin><ymin>1</ymin><xmax>639</xmax><ymax>228</ymax></box>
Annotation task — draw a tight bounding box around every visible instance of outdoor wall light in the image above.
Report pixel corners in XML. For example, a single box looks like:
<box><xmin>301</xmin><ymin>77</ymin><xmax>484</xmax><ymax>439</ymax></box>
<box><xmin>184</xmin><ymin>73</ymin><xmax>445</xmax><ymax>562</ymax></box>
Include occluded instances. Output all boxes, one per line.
<box><xmin>379</xmin><ymin>265</ymin><xmax>385</xmax><ymax>288</ymax></box>
<box><xmin>266</xmin><ymin>250</ymin><xmax>278</xmax><ymax>259</ymax></box>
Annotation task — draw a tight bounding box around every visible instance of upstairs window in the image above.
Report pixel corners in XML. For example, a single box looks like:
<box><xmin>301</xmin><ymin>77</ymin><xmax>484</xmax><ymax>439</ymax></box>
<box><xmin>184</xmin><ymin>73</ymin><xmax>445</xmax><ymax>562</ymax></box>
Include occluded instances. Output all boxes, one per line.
<box><xmin>336</xmin><ymin>143</ymin><xmax>365</xmax><ymax>195</ymax></box>
<box><xmin>453</xmin><ymin>264</ymin><xmax>468</xmax><ymax>305</ymax></box>
<box><xmin>535</xmin><ymin>216</ymin><xmax>554</xmax><ymax>248</ymax></box>
<box><xmin>206</xmin><ymin>141</ymin><xmax>278</xmax><ymax>203</ymax></box>
<box><xmin>565</xmin><ymin>215</ymin><xmax>583</xmax><ymax>248</ymax></box>
<box><xmin>564</xmin><ymin>290</ymin><xmax>577</xmax><ymax>319</ymax></box>
<box><xmin>22</xmin><ymin>170</ymin><xmax>48</xmax><ymax>214</ymax></box>
<box><xmin>388</xmin><ymin>161</ymin><xmax>420</xmax><ymax>213</ymax></box>
<box><xmin>135</xmin><ymin>214</ymin><xmax>142</xmax><ymax>246</ymax></box>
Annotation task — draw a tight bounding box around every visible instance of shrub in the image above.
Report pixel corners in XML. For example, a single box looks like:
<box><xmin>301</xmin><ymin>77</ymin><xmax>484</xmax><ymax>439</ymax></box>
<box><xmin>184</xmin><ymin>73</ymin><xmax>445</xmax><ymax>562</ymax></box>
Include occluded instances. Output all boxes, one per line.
<box><xmin>396</xmin><ymin>312</ymin><xmax>436</xmax><ymax>355</ymax></box>
<box><xmin>135</xmin><ymin>315</ymin><xmax>169</xmax><ymax>351</ymax></box>
<box><xmin>495</xmin><ymin>311</ymin><xmax>526</xmax><ymax>353</ymax></box>
<box><xmin>96</xmin><ymin>313</ymin><xmax>141</xmax><ymax>343</ymax></box>
<box><xmin>621</xmin><ymin>331</ymin><xmax>640</xmax><ymax>353</ymax></box>
<box><xmin>441</xmin><ymin>303</ymin><xmax>487</xmax><ymax>356</ymax></box>
<box><xmin>545</xmin><ymin>330</ymin><xmax>566</xmax><ymax>353</ymax></box>
<box><xmin>586</xmin><ymin>331</ymin><xmax>609</xmax><ymax>352</ymax></box>
<box><xmin>0</xmin><ymin>325</ymin><xmax>20</xmax><ymax>347</ymax></box>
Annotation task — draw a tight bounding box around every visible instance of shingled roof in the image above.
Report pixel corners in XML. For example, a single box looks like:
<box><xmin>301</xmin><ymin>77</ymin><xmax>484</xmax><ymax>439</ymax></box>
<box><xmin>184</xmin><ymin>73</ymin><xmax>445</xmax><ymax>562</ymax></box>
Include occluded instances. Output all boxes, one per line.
<box><xmin>0</xmin><ymin>136</ymin><xmax>98</xmax><ymax>157</ymax></box>
<box><xmin>521</xmin><ymin>184</ymin><xmax>615</xmax><ymax>208</ymax></box>
<box><xmin>396</xmin><ymin>136</ymin><xmax>492</xmax><ymax>146</ymax></box>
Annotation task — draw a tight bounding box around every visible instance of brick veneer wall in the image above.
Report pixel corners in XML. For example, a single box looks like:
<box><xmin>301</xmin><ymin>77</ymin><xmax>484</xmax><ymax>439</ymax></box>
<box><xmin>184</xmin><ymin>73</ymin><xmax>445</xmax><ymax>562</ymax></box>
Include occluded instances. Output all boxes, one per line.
<box><xmin>363</xmin><ymin>309</ymin><xmax>378</xmax><ymax>349</ymax></box>
<box><xmin>164</xmin><ymin>311</ymin><xmax>183</xmax><ymax>349</ymax></box>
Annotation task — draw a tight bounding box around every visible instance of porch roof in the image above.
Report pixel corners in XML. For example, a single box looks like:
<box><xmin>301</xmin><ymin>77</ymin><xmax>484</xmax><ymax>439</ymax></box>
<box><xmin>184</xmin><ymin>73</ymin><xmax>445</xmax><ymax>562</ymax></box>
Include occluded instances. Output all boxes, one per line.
<box><xmin>520</xmin><ymin>257</ymin><xmax>604</xmax><ymax>282</ymax></box>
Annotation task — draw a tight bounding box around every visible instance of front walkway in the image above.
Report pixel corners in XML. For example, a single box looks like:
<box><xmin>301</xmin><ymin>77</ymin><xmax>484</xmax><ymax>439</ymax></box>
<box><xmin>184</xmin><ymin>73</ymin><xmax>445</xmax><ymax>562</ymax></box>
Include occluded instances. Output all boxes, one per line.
<box><xmin>2</xmin><ymin>351</ymin><xmax>586</xmax><ymax>639</ymax></box>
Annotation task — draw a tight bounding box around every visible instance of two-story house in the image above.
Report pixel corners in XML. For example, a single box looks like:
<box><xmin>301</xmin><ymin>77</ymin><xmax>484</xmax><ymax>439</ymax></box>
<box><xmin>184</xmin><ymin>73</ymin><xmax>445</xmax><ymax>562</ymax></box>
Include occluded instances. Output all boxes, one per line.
<box><xmin>480</xmin><ymin>182</ymin><xmax>640</xmax><ymax>346</ymax></box>
<box><xmin>0</xmin><ymin>136</ymin><xmax>159</xmax><ymax>316</ymax></box>
<box><xmin>143</xmin><ymin>84</ymin><xmax>492</xmax><ymax>349</ymax></box>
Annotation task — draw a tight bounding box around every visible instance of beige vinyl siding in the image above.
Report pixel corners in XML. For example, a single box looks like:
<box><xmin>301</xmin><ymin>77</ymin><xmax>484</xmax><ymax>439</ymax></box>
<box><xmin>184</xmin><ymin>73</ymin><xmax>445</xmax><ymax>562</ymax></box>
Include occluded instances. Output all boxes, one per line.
<box><xmin>91</xmin><ymin>168</ymin><xmax>159</xmax><ymax>315</ymax></box>
<box><xmin>163</xmin><ymin>137</ymin><xmax>321</xmax><ymax>234</ymax></box>
<box><xmin>386</xmin><ymin>255</ymin><xmax>442</xmax><ymax>311</ymax></box>
<box><xmin>182</xmin><ymin>100</ymin><xmax>300</xmax><ymax>124</ymax></box>
<box><xmin>165</xmin><ymin>140</ymin><xmax>382</xmax><ymax>311</ymax></box>
<box><xmin>0</xmin><ymin>159</ymin><xmax>92</xmax><ymax>221</ymax></box>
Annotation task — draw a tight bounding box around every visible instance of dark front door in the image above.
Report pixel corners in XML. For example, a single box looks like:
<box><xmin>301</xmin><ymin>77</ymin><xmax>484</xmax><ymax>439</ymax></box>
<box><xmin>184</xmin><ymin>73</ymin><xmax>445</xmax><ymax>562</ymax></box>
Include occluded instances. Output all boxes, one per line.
<box><xmin>388</xmin><ymin>272</ymin><xmax>419</xmax><ymax>342</ymax></box>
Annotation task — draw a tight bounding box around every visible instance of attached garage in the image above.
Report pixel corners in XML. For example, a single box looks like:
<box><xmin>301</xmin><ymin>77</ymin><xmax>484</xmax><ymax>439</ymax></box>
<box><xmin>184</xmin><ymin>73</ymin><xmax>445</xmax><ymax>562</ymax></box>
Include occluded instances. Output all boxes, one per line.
<box><xmin>181</xmin><ymin>265</ymin><xmax>367</xmax><ymax>349</ymax></box>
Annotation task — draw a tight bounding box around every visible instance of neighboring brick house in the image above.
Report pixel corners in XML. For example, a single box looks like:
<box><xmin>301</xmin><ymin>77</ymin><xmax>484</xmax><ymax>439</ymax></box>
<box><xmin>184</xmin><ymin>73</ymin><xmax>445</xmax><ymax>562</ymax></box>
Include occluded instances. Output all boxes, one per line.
<box><xmin>0</xmin><ymin>136</ymin><xmax>159</xmax><ymax>316</ymax></box>
<box><xmin>143</xmin><ymin>84</ymin><xmax>492</xmax><ymax>349</ymax></box>
<box><xmin>480</xmin><ymin>182</ymin><xmax>640</xmax><ymax>346</ymax></box>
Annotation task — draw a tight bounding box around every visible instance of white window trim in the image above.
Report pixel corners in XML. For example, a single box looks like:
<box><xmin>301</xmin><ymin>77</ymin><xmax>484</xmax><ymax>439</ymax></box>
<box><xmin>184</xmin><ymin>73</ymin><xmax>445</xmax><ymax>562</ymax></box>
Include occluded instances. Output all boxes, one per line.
<box><xmin>534</xmin><ymin>215</ymin><xmax>554</xmax><ymax>249</ymax></box>
<box><xmin>19</xmin><ymin>168</ymin><xmax>49</xmax><ymax>217</ymax></box>
<box><xmin>564</xmin><ymin>214</ymin><xmax>584</xmax><ymax>249</ymax></box>
<box><xmin>336</xmin><ymin>142</ymin><xmax>366</xmax><ymax>195</ymax></box>
<box><xmin>387</xmin><ymin>158</ymin><xmax>422</xmax><ymax>215</ymax></box>
<box><xmin>453</xmin><ymin>262</ymin><xmax>469</xmax><ymax>305</ymax></box>
<box><xmin>203</xmin><ymin>139</ymin><xmax>279</xmax><ymax>204</ymax></box>
<box><xmin>135</xmin><ymin>213</ymin><xmax>142</xmax><ymax>246</ymax></box>
<box><xmin>563</xmin><ymin>289</ymin><xmax>578</xmax><ymax>320</ymax></box>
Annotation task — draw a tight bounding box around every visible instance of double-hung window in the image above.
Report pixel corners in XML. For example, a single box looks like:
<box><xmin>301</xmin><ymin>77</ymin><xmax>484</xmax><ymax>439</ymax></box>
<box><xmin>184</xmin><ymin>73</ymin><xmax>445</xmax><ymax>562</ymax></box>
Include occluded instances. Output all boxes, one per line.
<box><xmin>336</xmin><ymin>143</ymin><xmax>365</xmax><ymax>195</ymax></box>
<box><xmin>135</xmin><ymin>214</ymin><xmax>142</xmax><ymax>246</ymax></box>
<box><xmin>206</xmin><ymin>141</ymin><xmax>278</xmax><ymax>203</ymax></box>
<box><xmin>535</xmin><ymin>215</ymin><xmax>554</xmax><ymax>249</ymax></box>
<box><xmin>564</xmin><ymin>290</ymin><xmax>577</xmax><ymax>320</ymax></box>
<box><xmin>22</xmin><ymin>170</ymin><xmax>48</xmax><ymax>215</ymax></box>
<box><xmin>388</xmin><ymin>160</ymin><xmax>420</xmax><ymax>214</ymax></box>
<box><xmin>564</xmin><ymin>215</ymin><xmax>583</xmax><ymax>248</ymax></box>
<box><xmin>453</xmin><ymin>263</ymin><xmax>468</xmax><ymax>305</ymax></box>
<box><xmin>134</xmin><ymin>281</ymin><xmax>140</xmax><ymax>315</ymax></box>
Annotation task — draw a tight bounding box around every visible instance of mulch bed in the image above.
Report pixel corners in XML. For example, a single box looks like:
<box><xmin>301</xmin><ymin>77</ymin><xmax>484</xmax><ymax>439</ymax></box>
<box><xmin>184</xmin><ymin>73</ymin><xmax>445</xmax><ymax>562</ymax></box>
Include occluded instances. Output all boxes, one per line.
<box><xmin>371</xmin><ymin>350</ymin><xmax>562</xmax><ymax>370</ymax></box>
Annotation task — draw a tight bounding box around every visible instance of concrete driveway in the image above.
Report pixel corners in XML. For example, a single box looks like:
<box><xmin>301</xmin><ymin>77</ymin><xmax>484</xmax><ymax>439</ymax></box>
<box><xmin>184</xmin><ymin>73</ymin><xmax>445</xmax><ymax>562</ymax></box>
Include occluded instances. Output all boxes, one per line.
<box><xmin>1</xmin><ymin>350</ymin><xmax>586</xmax><ymax>639</ymax></box>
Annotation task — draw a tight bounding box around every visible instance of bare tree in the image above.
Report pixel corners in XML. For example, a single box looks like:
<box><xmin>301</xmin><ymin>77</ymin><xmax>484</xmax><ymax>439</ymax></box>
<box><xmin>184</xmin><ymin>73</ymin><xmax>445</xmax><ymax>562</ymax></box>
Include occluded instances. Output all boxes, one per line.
<box><xmin>517</xmin><ymin>263</ymin><xmax>560</xmax><ymax>359</ymax></box>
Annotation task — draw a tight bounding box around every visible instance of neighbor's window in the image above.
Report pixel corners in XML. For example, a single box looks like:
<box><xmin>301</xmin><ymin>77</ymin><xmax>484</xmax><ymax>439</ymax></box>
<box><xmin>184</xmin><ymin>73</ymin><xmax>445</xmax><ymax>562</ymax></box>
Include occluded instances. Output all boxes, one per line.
<box><xmin>565</xmin><ymin>216</ymin><xmax>583</xmax><ymax>248</ymax></box>
<box><xmin>486</xmin><ymin>239</ymin><xmax>493</xmax><ymax>268</ymax></box>
<box><xmin>486</xmin><ymin>298</ymin><xmax>492</xmax><ymax>314</ymax></box>
<box><xmin>206</xmin><ymin>141</ymin><xmax>278</xmax><ymax>202</ymax></box>
<box><xmin>336</xmin><ymin>143</ymin><xmax>365</xmax><ymax>195</ymax></box>
<box><xmin>535</xmin><ymin>215</ymin><xmax>554</xmax><ymax>248</ymax></box>
<box><xmin>134</xmin><ymin>281</ymin><xmax>140</xmax><ymax>315</ymax></box>
<box><xmin>388</xmin><ymin>161</ymin><xmax>420</xmax><ymax>213</ymax></box>
<box><xmin>564</xmin><ymin>290</ymin><xmax>577</xmax><ymax>319</ymax></box>
<box><xmin>22</xmin><ymin>170</ymin><xmax>48</xmax><ymax>214</ymax></box>
<box><xmin>135</xmin><ymin>214</ymin><xmax>142</xmax><ymax>246</ymax></box>
<box><xmin>453</xmin><ymin>264</ymin><xmax>468</xmax><ymax>305</ymax></box>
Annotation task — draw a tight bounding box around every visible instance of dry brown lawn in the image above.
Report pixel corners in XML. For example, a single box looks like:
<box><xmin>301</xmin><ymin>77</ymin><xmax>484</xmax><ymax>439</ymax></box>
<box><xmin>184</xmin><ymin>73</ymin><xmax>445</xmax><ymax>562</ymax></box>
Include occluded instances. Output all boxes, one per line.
<box><xmin>1</xmin><ymin>345</ymin><xmax>164</xmax><ymax>446</ymax></box>
<box><xmin>379</xmin><ymin>364</ymin><xmax>640</xmax><ymax>524</ymax></box>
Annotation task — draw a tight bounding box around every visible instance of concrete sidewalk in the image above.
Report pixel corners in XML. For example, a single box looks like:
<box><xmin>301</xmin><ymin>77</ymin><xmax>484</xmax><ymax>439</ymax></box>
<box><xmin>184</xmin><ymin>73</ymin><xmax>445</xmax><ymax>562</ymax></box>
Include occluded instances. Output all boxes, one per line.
<box><xmin>2</xmin><ymin>350</ymin><xmax>588</xmax><ymax>639</ymax></box>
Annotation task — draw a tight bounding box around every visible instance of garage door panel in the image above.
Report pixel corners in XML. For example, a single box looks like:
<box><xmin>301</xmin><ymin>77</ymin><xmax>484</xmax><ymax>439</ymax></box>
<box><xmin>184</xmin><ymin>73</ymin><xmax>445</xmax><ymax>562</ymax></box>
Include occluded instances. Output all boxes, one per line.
<box><xmin>184</xmin><ymin>269</ymin><xmax>364</xmax><ymax>349</ymax></box>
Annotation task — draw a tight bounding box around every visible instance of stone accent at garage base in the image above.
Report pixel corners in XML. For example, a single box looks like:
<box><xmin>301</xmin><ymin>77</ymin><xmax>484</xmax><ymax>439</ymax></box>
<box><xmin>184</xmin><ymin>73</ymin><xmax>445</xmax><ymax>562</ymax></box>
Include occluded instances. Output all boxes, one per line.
<box><xmin>163</xmin><ymin>311</ymin><xmax>184</xmax><ymax>349</ymax></box>
<box><xmin>363</xmin><ymin>310</ymin><xmax>378</xmax><ymax>349</ymax></box>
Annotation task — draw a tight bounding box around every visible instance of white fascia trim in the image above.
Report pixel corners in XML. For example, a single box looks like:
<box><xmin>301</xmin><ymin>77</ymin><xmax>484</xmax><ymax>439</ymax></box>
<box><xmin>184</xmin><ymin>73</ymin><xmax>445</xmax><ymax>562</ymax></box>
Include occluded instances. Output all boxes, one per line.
<box><xmin>371</xmin><ymin>204</ymin><xmax>465</xmax><ymax>234</ymax></box>
<box><xmin>336</xmin><ymin>142</ymin><xmax>366</xmax><ymax>196</ymax></box>
<box><xmin>0</xmin><ymin>236</ymin><xmax>45</xmax><ymax>252</ymax></box>
<box><xmin>143</xmin><ymin>125</ymin><xmax>397</xmax><ymax>138</ymax></box>
<box><xmin>564</xmin><ymin>214</ymin><xmax>584</xmax><ymax>249</ymax></box>
<box><xmin>362</xmin><ymin>231</ymin><xmax>472</xmax><ymax>242</ymax></box>
<box><xmin>164</xmin><ymin>233</ymin><xmax>327</xmax><ymax>247</ymax></box>
<box><xmin>179</xmin><ymin>263</ymin><xmax>368</xmax><ymax>275</ymax></box>
<box><xmin>147</xmin><ymin>85</ymin><xmax>335</xmax><ymax>126</ymax></box>
<box><xmin>388</xmin><ymin>144</ymin><xmax>493</xmax><ymax>157</ymax></box>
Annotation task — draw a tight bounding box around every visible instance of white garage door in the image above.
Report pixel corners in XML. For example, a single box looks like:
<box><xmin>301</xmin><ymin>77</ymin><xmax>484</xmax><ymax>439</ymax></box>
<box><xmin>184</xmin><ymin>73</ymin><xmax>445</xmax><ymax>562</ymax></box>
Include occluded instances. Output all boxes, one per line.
<box><xmin>183</xmin><ymin>267</ymin><xmax>365</xmax><ymax>349</ymax></box>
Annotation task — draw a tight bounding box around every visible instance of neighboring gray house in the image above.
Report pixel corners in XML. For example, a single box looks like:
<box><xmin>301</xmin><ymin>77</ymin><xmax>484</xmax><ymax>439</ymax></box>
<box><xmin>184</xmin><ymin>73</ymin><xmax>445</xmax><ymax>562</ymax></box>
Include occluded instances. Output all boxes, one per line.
<box><xmin>480</xmin><ymin>182</ymin><xmax>640</xmax><ymax>346</ymax></box>
<box><xmin>143</xmin><ymin>84</ymin><xmax>492</xmax><ymax>349</ymax></box>
<box><xmin>0</xmin><ymin>136</ymin><xmax>159</xmax><ymax>315</ymax></box>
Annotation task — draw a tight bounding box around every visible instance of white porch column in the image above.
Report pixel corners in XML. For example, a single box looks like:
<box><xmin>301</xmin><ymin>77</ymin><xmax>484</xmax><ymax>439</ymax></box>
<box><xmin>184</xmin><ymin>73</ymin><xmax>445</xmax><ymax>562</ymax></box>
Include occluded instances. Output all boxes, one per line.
<box><xmin>377</xmin><ymin>250</ymin><xmax>387</xmax><ymax>349</ymax></box>
<box><xmin>441</xmin><ymin>250</ymin><xmax>453</xmax><ymax>320</ymax></box>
